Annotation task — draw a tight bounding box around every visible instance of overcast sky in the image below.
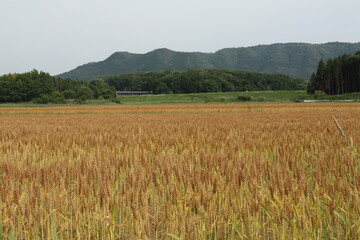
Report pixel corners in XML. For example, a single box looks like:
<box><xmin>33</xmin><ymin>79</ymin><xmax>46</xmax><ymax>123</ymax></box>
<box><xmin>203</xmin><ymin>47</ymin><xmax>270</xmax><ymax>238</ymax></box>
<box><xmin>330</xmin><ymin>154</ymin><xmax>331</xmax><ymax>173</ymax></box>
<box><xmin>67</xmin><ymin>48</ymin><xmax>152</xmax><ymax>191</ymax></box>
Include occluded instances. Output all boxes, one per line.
<box><xmin>1</xmin><ymin>0</ymin><xmax>359</xmax><ymax>75</ymax></box>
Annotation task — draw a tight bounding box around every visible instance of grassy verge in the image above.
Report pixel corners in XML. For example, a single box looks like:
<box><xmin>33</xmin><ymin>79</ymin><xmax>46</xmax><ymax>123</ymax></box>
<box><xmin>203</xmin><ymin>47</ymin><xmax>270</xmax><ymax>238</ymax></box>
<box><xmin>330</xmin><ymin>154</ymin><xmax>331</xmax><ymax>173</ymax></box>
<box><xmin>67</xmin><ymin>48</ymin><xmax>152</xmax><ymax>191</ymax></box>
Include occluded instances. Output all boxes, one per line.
<box><xmin>314</xmin><ymin>91</ymin><xmax>360</xmax><ymax>101</ymax></box>
<box><xmin>2</xmin><ymin>90</ymin><xmax>360</xmax><ymax>107</ymax></box>
<box><xmin>114</xmin><ymin>90</ymin><xmax>311</xmax><ymax>105</ymax></box>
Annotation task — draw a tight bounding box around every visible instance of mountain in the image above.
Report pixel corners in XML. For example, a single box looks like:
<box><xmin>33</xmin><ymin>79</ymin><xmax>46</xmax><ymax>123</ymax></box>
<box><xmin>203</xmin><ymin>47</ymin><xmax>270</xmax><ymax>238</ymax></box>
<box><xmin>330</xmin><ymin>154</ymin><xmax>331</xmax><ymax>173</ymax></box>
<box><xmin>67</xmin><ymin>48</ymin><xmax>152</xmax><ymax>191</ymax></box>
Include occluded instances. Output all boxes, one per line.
<box><xmin>57</xmin><ymin>42</ymin><xmax>360</xmax><ymax>81</ymax></box>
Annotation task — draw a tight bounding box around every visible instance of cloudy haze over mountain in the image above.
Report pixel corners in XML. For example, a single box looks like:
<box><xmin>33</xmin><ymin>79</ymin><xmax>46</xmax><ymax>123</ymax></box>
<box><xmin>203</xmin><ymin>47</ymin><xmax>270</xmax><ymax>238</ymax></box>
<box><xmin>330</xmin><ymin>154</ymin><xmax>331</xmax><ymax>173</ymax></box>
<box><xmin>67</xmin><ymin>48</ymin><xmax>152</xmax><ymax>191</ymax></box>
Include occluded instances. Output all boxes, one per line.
<box><xmin>1</xmin><ymin>0</ymin><xmax>359</xmax><ymax>75</ymax></box>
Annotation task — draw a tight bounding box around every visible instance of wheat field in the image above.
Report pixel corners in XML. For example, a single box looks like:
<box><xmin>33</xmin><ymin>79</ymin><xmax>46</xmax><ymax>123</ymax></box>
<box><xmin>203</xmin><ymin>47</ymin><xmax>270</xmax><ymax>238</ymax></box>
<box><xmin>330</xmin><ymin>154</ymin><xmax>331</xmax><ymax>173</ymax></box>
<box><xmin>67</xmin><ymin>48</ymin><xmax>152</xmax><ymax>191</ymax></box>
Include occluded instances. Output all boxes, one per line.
<box><xmin>0</xmin><ymin>103</ymin><xmax>359</xmax><ymax>239</ymax></box>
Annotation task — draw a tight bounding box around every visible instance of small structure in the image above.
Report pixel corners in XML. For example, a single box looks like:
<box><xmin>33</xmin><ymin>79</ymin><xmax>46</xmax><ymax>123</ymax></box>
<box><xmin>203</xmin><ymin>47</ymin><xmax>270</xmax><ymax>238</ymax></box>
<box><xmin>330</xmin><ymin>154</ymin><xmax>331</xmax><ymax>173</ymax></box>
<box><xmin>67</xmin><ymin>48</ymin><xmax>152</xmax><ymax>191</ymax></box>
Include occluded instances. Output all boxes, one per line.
<box><xmin>303</xmin><ymin>100</ymin><xmax>330</xmax><ymax>103</ymax></box>
<box><xmin>116</xmin><ymin>91</ymin><xmax>152</xmax><ymax>96</ymax></box>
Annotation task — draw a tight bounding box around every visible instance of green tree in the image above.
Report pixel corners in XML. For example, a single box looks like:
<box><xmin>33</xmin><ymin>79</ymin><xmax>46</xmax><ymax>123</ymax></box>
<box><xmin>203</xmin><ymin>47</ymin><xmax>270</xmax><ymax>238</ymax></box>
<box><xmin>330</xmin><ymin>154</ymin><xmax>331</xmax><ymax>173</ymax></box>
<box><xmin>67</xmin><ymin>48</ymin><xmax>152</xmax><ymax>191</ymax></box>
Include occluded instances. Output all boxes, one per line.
<box><xmin>76</xmin><ymin>86</ymin><xmax>94</xmax><ymax>100</ymax></box>
<box><xmin>199</xmin><ymin>79</ymin><xmax>220</xmax><ymax>92</ymax></box>
<box><xmin>307</xmin><ymin>73</ymin><xmax>316</xmax><ymax>94</ymax></box>
<box><xmin>307</xmin><ymin>52</ymin><xmax>360</xmax><ymax>95</ymax></box>
<box><xmin>89</xmin><ymin>79</ymin><xmax>116</xmax><ymax>99</ymax></box>
<box><xmin>33</xmin><ymin>91</ymin><xmax>66</xmax><ymax>104</ymax></box>
<box><xmin>62</xmin><ymin>89</ymin><xmax>77</xmax><ymax>99</ymax></box>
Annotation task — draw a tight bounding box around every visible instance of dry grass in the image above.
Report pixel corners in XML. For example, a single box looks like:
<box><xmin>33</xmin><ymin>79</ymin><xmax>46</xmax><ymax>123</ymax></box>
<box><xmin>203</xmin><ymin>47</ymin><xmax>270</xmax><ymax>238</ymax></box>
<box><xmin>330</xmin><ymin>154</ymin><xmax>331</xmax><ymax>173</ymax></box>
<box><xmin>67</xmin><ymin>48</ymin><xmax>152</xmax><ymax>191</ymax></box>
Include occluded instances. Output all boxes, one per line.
<box><xmin>0</xmin><ymin>103</ymin><xmax>359</xmax><ymax>239</ymax></box>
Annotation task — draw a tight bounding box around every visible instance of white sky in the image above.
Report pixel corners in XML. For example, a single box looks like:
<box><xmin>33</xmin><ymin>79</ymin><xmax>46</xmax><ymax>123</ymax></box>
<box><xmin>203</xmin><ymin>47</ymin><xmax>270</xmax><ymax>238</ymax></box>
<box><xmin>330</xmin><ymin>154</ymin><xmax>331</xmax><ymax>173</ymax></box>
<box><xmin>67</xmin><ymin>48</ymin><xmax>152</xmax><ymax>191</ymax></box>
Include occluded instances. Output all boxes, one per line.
<box><xmin>0</xmin><ymin>0</ymin><xmax>359</xmax><ymax>75</ymax></box>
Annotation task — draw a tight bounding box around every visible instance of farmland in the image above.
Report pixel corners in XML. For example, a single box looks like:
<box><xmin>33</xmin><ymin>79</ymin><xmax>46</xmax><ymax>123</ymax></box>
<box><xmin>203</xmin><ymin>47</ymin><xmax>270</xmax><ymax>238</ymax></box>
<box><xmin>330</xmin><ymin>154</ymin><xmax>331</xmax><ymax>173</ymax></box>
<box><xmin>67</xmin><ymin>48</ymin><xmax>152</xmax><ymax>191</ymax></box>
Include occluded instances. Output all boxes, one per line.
<box><xmin>0</xmin><ymin>103</ymin><xmax>360</xmax><ymax>239</ymax></box>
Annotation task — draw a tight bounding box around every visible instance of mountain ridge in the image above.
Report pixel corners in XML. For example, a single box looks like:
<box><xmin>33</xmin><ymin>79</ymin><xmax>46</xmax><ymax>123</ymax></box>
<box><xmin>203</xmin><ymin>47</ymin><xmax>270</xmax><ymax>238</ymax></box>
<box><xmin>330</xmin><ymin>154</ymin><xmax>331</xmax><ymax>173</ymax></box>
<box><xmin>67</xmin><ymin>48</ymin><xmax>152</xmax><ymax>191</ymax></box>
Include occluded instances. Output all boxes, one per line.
<box><xmin>57</xmin><ymin>42</ymin><xmax>360</xmax><ymax>81</ymax></box>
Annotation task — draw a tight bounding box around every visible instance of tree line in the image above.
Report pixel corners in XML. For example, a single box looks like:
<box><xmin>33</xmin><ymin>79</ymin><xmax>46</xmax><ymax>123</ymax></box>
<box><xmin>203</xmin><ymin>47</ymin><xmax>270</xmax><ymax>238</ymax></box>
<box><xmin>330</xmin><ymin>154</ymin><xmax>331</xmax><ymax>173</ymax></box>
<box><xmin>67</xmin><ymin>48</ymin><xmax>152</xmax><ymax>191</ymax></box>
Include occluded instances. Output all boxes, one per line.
<box><xmin>0</xmin><ymin>70</ymin><xmax>116</xmax><ymax>103</ymax></box>
<box><xmin>0</xmin><ymin>68</ymin><xmax>307</xmax><ymax>103</ymax></box>
<box><xmin>105</xmin><ymin>69</ymin><xmax>306</xmax><ymax>94</ymax></box>
<box><xmin>307</xmin><ymin>51</ymin><xmax>360</xmax><ymax>95</ymax></box>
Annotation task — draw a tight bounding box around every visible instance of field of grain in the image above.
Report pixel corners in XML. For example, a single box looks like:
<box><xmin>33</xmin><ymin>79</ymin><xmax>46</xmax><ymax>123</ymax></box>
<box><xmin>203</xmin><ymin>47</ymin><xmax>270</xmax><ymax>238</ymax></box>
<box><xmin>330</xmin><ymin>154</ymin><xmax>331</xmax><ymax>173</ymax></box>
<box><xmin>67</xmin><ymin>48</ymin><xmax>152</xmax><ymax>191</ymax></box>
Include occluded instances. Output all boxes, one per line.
<box><xmin>0</xmin><ymin>103</ymin><xmax>360</xmax><ymax>239</ymax></box>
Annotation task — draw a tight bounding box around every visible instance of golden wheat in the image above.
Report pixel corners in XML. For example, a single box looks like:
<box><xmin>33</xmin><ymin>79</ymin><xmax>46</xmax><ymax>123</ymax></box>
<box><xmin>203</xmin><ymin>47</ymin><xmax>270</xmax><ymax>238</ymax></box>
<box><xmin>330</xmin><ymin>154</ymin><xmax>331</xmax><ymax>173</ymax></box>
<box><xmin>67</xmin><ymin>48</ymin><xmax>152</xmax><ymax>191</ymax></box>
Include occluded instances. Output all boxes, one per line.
<box><xmin>0</xmin><ymin>103</ymin><xmax>359</xmax><ymax>239</ymax></box>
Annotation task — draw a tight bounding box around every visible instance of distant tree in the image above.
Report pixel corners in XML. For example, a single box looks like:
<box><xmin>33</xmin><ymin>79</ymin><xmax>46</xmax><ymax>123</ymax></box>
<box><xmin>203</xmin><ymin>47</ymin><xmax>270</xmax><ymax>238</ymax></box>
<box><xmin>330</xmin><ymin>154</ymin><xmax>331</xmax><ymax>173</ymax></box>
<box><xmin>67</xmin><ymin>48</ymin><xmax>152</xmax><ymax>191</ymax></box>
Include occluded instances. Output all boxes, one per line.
<box><xmin>219</xmin><ymin>80</ymin><xmax>235</xmax><ymax>92</ymax></box>
<box><xmin>76</xmin><ymin>86</ymin><xmax>94</xmax><ymax>100</ymax></box>
<box><xmin>199</xmin><ymin>79</ymin><xmax>220</xmax><ymax>92</ymax></box>
<box><xmin>63</xmin><ymin>89</ymin><xmax>77</xmax><ymax>99</ymax></box>
<box><xmin>0</xmin><ymin>70</ymin><xmax>55</xmax><ymax>102</ymax></box>
<box><xmin>307</xmin><ymin>73</ymin><xmax>316</xmax><ymax>94</ymax></box>
<box><xmin>0</xmin><ymin>70</ymin><xmax>121</xmax><ymax>103</ymax></box>
<box><xmin>308</xmin><ymin>52</ymin><xmax>360</xmax><ymax>95</ymax></box>
<box><xmin>89</xmin><ymin>79</ymin><xmax>116</xmax><ymax>99</ymax></box>
<box><xmin>315</xmin><ymin>59</ymin><xmax>326</xmax><ymax>89</ymax></box>
<box><xmin>33</xmin><ymin>91</ymin><xmax>66</xmax><ymax>104</ymax></box>
<box><xmin>105</xmin><ymin>69</ymin><xmax>307</xmax><ymax>94</ymax></box>
<box><xmin>146</xmin><ymin>78</ymin><xmax>170</xmax><ymax>94</ymax></box>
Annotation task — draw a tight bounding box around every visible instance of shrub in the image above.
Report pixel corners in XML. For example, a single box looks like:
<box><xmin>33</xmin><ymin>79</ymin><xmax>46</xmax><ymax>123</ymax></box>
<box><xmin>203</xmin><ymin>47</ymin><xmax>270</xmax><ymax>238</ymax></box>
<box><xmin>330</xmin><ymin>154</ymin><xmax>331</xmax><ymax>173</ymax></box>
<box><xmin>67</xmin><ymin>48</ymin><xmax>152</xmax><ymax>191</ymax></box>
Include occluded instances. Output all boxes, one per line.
<box><xmin>75</xmin><ymin>96</ymin><xmax>88</xmax><ymax>104</ymax></box>
<box><xmin>314</xmin><ymin>91</ymin><xmax>327</xmax><ymax>99</ymax></box>
<box><xmin>290</xmin><ymin>98</ymin><xmax>304</xmax><ymax>103</ymax></box>
<box><xmin>111</xmin><ymin>97</ymin><xmax>122</xmax><ymax>104</ymax></box>
<box><xmin>237</xmin><ymin>95</ymin><xmax>251</xmax><ymax>101</ymax></box>
<box><xmin>33</xmin><ymin>91</ymin><xmax>66</xmax><ymax>104</ymax></box>
<box><xmin>76</xmin><ymin>86</ymin><xmax>94</xmax><ymax>99</ymax></box>
<box><xmin>204</xmin><ymin>97</ymin><xmax>213</xmax><ymax>103</ymax></box>
<box><xmin>63</xmin><ymin>89</ymin><xmax>77</xmax><ymax>99</ymax></box>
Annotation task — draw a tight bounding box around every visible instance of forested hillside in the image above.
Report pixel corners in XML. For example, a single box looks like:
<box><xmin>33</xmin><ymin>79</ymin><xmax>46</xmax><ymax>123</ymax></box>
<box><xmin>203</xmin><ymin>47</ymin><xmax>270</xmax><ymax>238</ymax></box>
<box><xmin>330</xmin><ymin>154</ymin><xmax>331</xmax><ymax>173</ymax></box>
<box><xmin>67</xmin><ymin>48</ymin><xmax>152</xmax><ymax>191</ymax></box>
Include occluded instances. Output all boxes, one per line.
<box><xmin>57</xmin><ymin>42</ymin><xmax>360</xmax><ymax>81</ymax></box>
<box><xmin>105</xmin><ymin>69</ymin><xmax>306</xmax><ymax>94</ymax></box>
<box><xmin>307</xmin><ymin>52</ymin><xmax>360</xmax><ymax>95</ymax></box>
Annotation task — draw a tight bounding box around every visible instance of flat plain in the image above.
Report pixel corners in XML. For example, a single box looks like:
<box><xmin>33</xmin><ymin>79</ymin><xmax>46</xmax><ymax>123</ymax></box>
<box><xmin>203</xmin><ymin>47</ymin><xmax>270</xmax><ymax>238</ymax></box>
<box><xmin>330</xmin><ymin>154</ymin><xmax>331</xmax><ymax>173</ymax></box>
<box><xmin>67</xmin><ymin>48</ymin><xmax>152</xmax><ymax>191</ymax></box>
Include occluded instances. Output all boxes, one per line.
<box><xmin>0</xmin><ymin>103</ymin><xmax>359</xmax><ymax>239</ymax></box>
